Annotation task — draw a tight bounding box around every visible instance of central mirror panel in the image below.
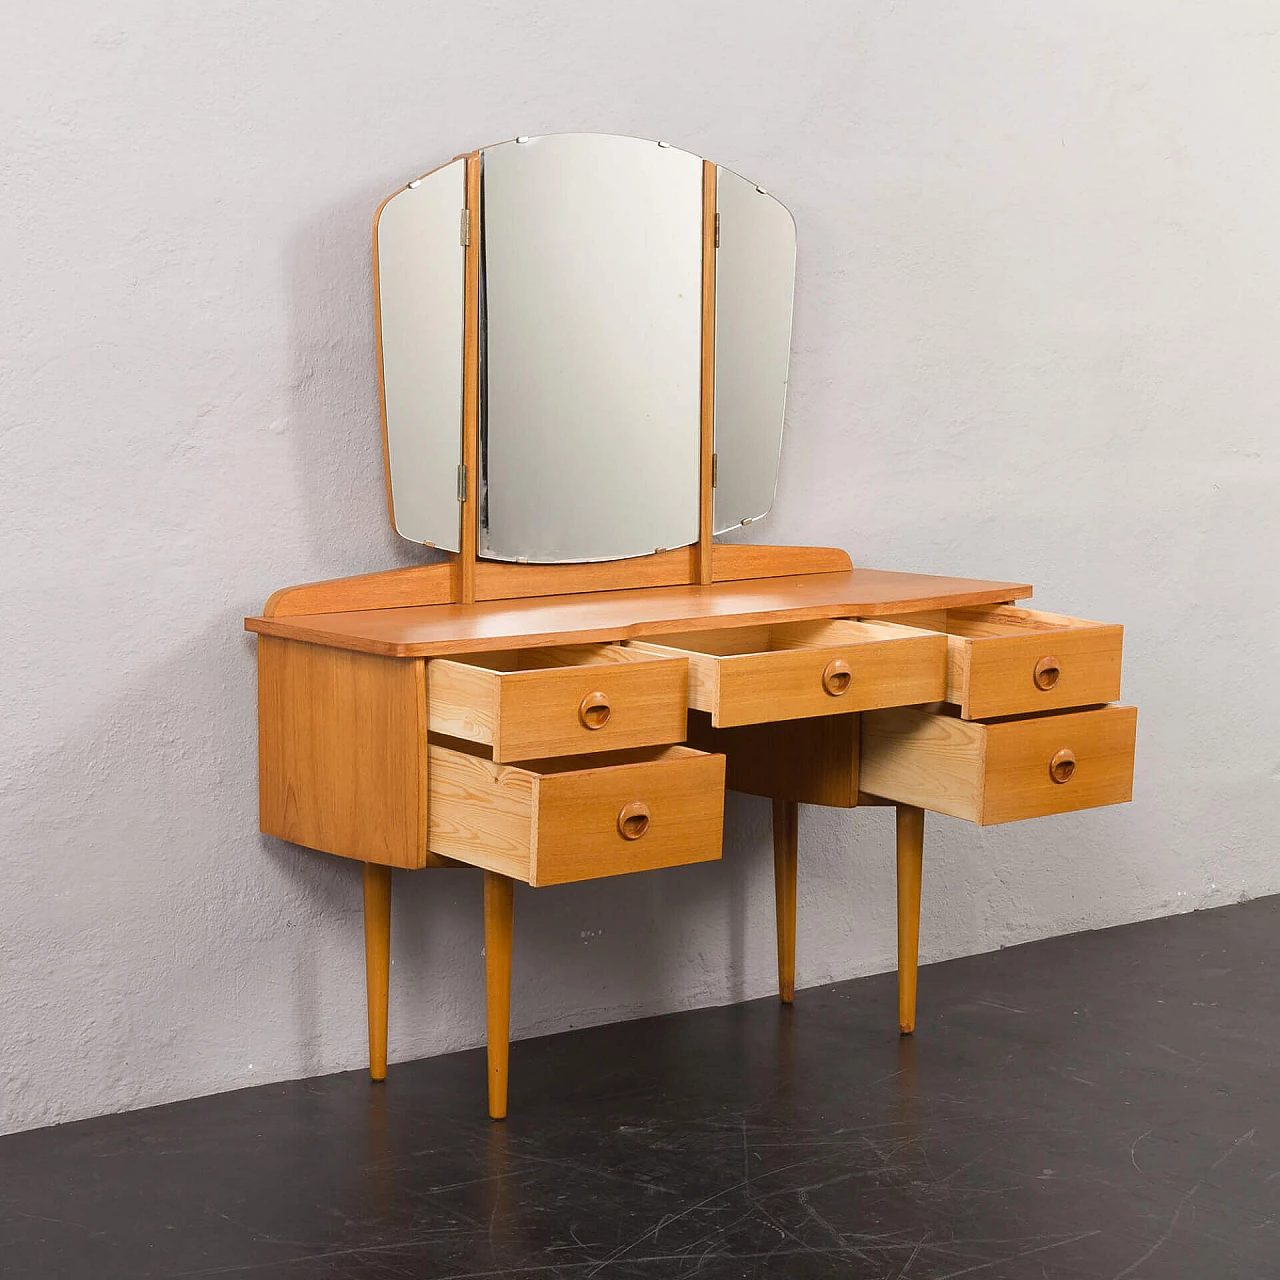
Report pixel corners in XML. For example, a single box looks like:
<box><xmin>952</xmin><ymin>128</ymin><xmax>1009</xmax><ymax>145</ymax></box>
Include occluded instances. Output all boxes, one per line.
<box><xmin>479</xmin><ymin>134</ymin><xmax>704</xmax><ymax>563</ymax></box>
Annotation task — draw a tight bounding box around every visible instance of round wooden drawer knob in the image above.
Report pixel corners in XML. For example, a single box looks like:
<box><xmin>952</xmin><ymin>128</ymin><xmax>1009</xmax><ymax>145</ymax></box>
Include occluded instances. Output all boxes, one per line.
<box><xmin>822</xmin><ymin>659</ymin><xmax>852</xmax><ymax>697</ymax></box>
<box><xmin>1033</xmin><ymin>655</ymin><xmax>1061</xmax><ymax>691</ymax></box>
<box><xmin>1049</xmin><ymin>748</ymin><xmax>1076</xmax><ymax>784</ymax></box>
<box><xmin>617</xmin><ymin>801</ymin><xmax>650</xmax><ymax>840</ymax></box>
<box><xmin>578</xmin><ymin>691</ymin><xmax>611</xmax><ymax>730</ymax></box>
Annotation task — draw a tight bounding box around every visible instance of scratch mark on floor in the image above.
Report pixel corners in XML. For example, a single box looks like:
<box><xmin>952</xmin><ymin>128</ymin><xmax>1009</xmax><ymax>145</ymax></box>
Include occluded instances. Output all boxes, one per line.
<box><xmin>1110</xmin><ymin>1128</ymin><xmax>1256</xmax><ymax>1280</ymax></box>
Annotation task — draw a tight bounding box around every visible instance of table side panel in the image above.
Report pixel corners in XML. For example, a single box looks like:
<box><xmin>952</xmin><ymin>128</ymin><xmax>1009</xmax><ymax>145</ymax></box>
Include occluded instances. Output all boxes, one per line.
<box><xmin>257</xmin><ymin>636</ymin><xmax>434</xmax><ymax>869</ymax></box>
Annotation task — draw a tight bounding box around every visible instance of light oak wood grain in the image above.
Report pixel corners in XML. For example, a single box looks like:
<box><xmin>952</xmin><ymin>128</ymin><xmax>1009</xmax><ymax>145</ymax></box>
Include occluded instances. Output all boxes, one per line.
<box><xmin>860</xmin><ymin>704</ymin><xmax>1137</xmax><ymax>825</ymax></box>
<box><xmin>459</xmin><ymin>154</ymin><xmax>482</xmax><ymax>604</ymax></box>
<box><xmin>884</xmin><ymin>604</ymin><xmax>1123</xmax><ymax>720</ymax></box>
<box><xmin>686</xmin><ymin>710</ymin><xmax>861</xmax><ymax>807</ymax></box>
<box><xmin>427</xmin><ymin>744</ymin><xmax>725</xmax><ymax>886</ymax></box>
<box><xmin>426</xmin><ymin>643</ymin><xmax>688</xmax><ymax>761</ymax></box>
<box><xmin>483</xmin><ymin>871</ymin><xmax>513</xmax><ymax>1121</ymax></box>
<box><xmin>363</xmin><ymin>863</ymin><xmax>392</xmax><ymax>1079</ymax></box>
<box><xmin>773</xmin><ymin>799</ymin><xmax>798</xmax><ymax>1003</ymax></box>
<box><xmin>698</xmin><ymin>159</ymin><xmax>717</xmax><ymax>585</ymax></box>
<box><xmin>895</xmin><ymin>804</ymin><xmax>924</xmax><ymax>1034</ymax></box>
<box><xmin>629</xmin><ymin>618</ymin><xmax>946</xmax><ymax>727</ymax></box>
<box><xmin>257</xmin><ymin>636</ymin><xmax>449</xmax><ymax>868</ymax></box>
<box><xmin>260</xmin><ymin>544</ymin><xmax>857</xmax><ymax>618</ymax></box>
<box><xmin>248</xmin><ymin>569</ymin><xmax>1033</xmax><ymax>658</ymax></box>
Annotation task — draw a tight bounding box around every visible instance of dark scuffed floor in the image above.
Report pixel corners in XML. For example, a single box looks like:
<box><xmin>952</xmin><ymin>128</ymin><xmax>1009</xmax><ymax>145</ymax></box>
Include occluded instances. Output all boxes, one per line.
<box><xmin>3</xmin><ymin>898</ymin><xmax>1278</xmax><ymax>1279</ymax></box>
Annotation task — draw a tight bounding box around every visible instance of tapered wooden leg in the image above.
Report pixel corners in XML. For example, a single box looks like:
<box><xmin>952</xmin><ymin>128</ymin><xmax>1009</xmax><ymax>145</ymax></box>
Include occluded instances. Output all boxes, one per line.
<box><xmin>772</xmin><ymin>798</ymin><xmax>798</xmax><ymax>1004</ymax></box>
<box><xmin>363</xmin><ymin>863</ymin><xmax>392</xmax><ymax>1081</ymax></box>
<box><xmin>896</xmin><ymin>803</ymin><xmax>925</xmax><ymax>1034</ymax></box>
<box><xmin>483</xmin><ymin>871</ymin><xmax>515</xmax><ymax>1121</ymax></box>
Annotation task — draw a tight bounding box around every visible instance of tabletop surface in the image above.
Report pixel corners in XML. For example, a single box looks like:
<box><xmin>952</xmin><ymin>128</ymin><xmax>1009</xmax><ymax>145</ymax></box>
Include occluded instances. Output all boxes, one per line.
<box><xmin>245</xmin><ymin>567</ymin><xmax>1033</xmax><ymax>658</ymax></box>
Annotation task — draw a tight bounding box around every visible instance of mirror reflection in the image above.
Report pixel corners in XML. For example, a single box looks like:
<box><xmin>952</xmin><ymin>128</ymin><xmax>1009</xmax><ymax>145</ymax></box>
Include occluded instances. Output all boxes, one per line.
<box><xmin>375</xmin><ymin>158</ymin><xmax>467</xmax><ymax>549</ymax></box>
<box><xmin>373</xmin><ymin>134</ymin><xmax>798</xmax><ymax>566</ymax></box>
<box><xmin>713</xmin><ymin>168</ymin><xmax>796</xmax><ymax>534</ymax></box>
<box><xmin>480</xmin><ymin>134</ymin><xmax>703</xmax><ymax>563</ymax></box>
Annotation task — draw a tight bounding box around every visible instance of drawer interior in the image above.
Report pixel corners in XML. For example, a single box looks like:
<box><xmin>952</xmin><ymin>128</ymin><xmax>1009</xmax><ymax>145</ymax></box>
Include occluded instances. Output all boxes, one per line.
<box><xmin>630</xmin><ymin>618</ymin><xmax>945</xmax><ymax>726</ymax></box>
<box><xmin>501</xmin><ymin>743</ymin><xmax>703</xmax><ymax>772</ymax></box>
<box><xmin>428</xmin><ymin>642</ymin><xmax>689</xmax><ymax>760</ymax></box>
<box><xmin>936</xmin><ymin>605</ymin><xmax>1109</xmax><ymax>639</ymax></box>
<box><xmin>440</xmin><ymin>642</ymin><xmax>665</xmax><ymax>674</ymax></box>
<box><xmin>634</xmin><ymin>618</ymin><xmax>920</xmax><ymax>657</ymax></box>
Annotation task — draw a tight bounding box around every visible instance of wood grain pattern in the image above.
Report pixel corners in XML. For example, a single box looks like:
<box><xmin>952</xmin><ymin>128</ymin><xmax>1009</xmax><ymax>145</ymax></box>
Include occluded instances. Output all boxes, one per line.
<box><xmin>460</xmin><ymin>153</ymin><xmax>481</xmax><ymax>605</ymax></box>
<box><xmin>426</xmin><ymin>745</ymin><xmax>535</xmax><ymax>879</ymax></box>
<box><xmin>260</xmin><ymin>544</ymin><xmax>856</xmax><ymax>618</ymax></box>
<box><xmin>630</xmin><ymin>618</ymin><xmax>947</xmax><ymax>728</ymax></box>
<box><xmin>895</xmin><ymin>804</ymin><xmax>924</xmax><ymax>1034</ymax></box>
<box><xmin>882</xmin><ymin>604</ymin><xmax>1123</xmax><ymax>720</ymax></box>
<box><xmin>860</xmin><ymin>705</ymin><xmax>1137</xmax><ymax>825</ymax></box>
<box><xmin>947</xmin><ymin>607</ymin><xmax>1123</xmax><ymax>720</ymax></box>
<box><xmin>248</xmin><ymin>569</ymin><xmax>1033</xmax><ymax>658</ymax></box>
<box><xmin>483</xmin><ymin>871</ymin><xmax>514</xmax><ymax>1121</ymax></box>
<box><xmin>531</xmin><ymin>746</ymin><xmax>724</xmax><ymax>887</ymax></box>
<box><xmin>772</xmin><ymin>798</ymin><xmax>798</xmax><ymax>1003</ymax></box>
<box><xmin>263</xmin><ymin>561</ymin><xmax>457</xmax><ymax>619</ymax></box>
<box><xmin>981</xmin><ymin>704</ymin><xmax>1137</xmax><ymax>825</ymax></box>
<box><xmin>686</xmin><ymin>711</ymin><xmax>861</xmax><ymax>807</ymax></box>
<box><xmin>363</xmin><ymin>863</ymin><xmax>392</xmax><ymax>1079</ymax></box>
<box><xmin>698</xmin><ymin>159</ymin><xmax>717</xmax><ymax>585</ymax></box>
<box><xmin>426</xmin><ymin>744</ymin><xmax>725</xmax><ymax>886</ymax></box>
<box><xmin>426</xmin><ymin>644</ymin><xmax>689</xmax><ymax>761</ymax></box>
<box><xmin>257</xmin><ymin>636</ymin><xmax>446</xmax><ymax>868</ymax></box>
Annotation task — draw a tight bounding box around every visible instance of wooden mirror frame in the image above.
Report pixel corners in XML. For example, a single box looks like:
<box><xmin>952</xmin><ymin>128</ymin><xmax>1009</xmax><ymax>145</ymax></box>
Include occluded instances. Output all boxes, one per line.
<box><xmin>264</xmin><ymin>149</ymin><xmax>849</xmax><ymax>621</ymax></box>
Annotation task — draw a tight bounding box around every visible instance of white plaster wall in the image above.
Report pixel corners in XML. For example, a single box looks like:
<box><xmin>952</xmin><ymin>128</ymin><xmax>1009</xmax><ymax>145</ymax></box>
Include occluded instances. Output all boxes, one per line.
<box><xmin>3</xmin><ymin>1</ymin><xmax>1278</xmax><ymax>1135</ymax></box>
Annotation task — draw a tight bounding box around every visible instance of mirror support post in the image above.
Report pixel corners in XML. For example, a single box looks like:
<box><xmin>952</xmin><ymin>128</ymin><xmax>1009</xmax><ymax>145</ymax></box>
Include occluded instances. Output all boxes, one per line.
<box><xmin>697</xmin><ymin>159</ymin><xmax>717</xmax><ymax>585</ymax></box>
<box><xmin>459</xmin><ymin>152</ymin><xmax>482</xmax><ymax>605</ymax></box>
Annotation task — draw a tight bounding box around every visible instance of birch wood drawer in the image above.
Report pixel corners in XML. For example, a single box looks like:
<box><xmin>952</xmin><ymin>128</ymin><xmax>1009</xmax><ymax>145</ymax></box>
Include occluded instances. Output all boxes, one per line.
<box><xmin>627</xmin><ymin>619</ymin><xmax>946</xmax><ymax>728</ymax></box>
<box><xmin>860</xmin><ymin>704</ymin><xmax>1136</xmax><ymax>825</ymax></box>
<box><xmin>885</xmin><ymin>605</ymin><xmax>1123</xmax><ymax>720</ymax></box>
<box><xmin>426</xmin><ymin>744</ymin><xmax>726</xmax><ymax>886</ymax></box>
<box><xmin>427</xmin><ymin>644</ymin><xmax>688</xmax><ymax>762</ymax></box>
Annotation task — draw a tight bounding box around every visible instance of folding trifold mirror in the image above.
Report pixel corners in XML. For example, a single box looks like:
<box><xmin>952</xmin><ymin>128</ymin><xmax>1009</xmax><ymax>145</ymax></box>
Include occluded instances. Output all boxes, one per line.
<box><xmin>374</xmin><ymin>133</ymin><xmax>797</xmax><ymax>563</ymax></box>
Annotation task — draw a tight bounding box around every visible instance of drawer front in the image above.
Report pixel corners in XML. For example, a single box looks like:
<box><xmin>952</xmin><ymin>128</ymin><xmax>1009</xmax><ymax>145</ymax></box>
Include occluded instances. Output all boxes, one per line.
<box><xmin>982</xmin><ymin>704</ymin><xmax>1136</xmax><ymax>825</ymax></box>
<box><xmin>631</xmin><ymin>620</ymin><xmax>946</xmax><ymax>728</ymax></box>
<box><xmin>427</xmin><ymin>744</ymin><xmax>725</xmax><ymax>886</ymax></box>
<box><xmin>427</xmin><ymin>646</ymin><xmax>689</xmax><ymax>761</ymax></box>
<box><xmin>945</xmin><ymin>607</ymin><xmax>1123</xmax><ymax>719</ymax></box>
<box><xmin>861</xmin><ymin>705</ymin><xmax>1136</xmax><ymax>826</ymax></box>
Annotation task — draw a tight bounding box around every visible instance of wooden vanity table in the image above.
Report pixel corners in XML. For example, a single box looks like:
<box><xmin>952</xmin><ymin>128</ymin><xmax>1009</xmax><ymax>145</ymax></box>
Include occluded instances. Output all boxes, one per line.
<box><xmin>247</xmin><ymin>134</ymin><xmax>1136</xmax><ymax>1119</ymax></box>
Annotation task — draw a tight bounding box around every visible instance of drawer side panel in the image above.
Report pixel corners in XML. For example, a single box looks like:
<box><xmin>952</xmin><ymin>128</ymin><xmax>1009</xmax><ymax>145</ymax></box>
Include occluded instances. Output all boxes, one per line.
<box><xmin>860</xmin><ymin>708</ymin><xmax>987</xmax><ymax>822</ymax></box>
<box><xmin>426</xmin><ymin>746</ymin><xmax>535</xmax><ymax>879</ymax></box>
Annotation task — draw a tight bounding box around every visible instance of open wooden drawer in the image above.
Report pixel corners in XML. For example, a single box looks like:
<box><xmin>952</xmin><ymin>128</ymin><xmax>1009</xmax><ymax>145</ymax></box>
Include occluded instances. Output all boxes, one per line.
<box><xmin>427</xmin><ymin>644</ymin><xmax>688</xmax><ymax>762</ymax></box>
<box><xmin>881</xmin><ymin>605</ymin><xmax>1123</xmax><ymax>719</ymax></box>
<box><xmin>626</xmin><ymin>619</ymin><xmax>945</xmax><ymax>727</ymax></box>
<box><xmin>426</xmin><ymin>743</ymin><xmax>726</xmax><ymax>886</ymax></box>
<box><xmin>860</xmin><ymin>704</ymin><xmax>1136</xmax><ymax>825</ymax></box>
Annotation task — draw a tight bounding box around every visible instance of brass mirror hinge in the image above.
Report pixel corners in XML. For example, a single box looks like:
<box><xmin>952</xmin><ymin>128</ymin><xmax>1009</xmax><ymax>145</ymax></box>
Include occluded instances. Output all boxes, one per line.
<box><xmin>710</xmin><ymin>452</ymin><xmax>718</xmax><ymax>488</ymax></box>
<box><xmin>460</xmin><ymin>209</ymin><xmax>471</xmax><ymax>247</ymax></box>
<box><xmin>457</xmin><ymin>463</ymin><xmax>468</xmax><ymax>502</ymax></box>
<box><xmin>714</xmin><ymin>212</ymin><xmax>720</xmax><ymax>249</ymax></box>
